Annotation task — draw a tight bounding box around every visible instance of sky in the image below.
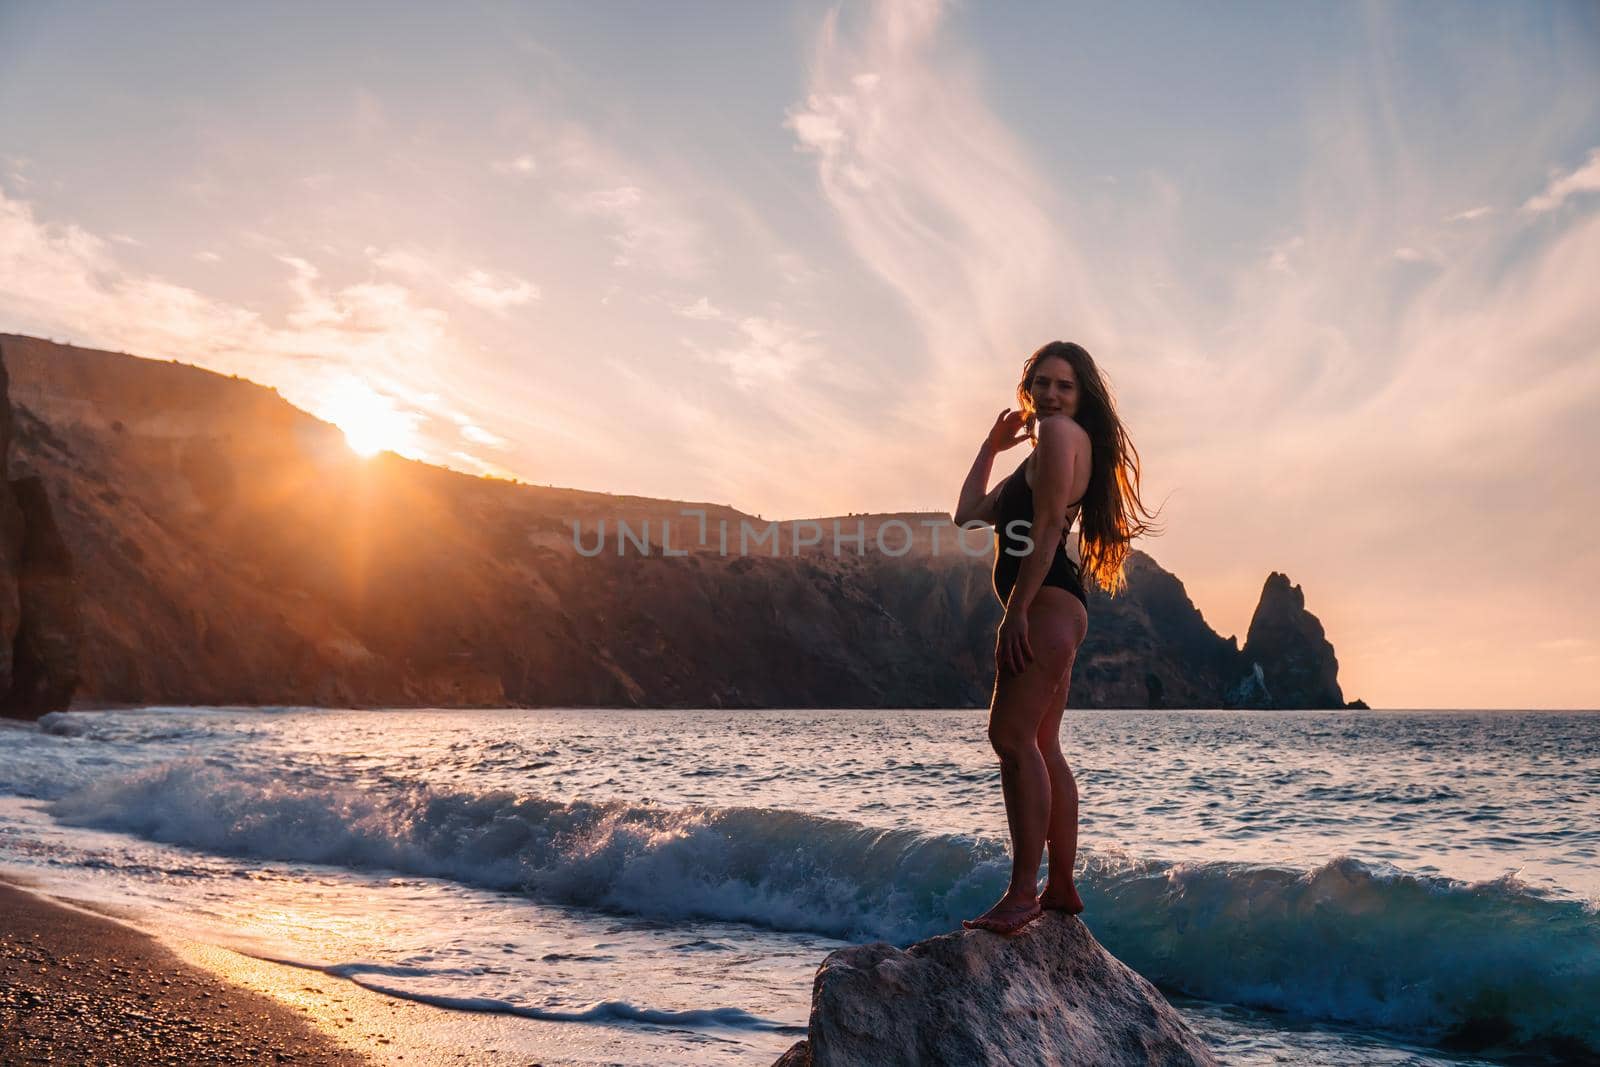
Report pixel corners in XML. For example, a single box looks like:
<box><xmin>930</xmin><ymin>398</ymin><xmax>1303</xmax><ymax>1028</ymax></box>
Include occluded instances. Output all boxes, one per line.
<box><xmin>1</xmin><ymin>0</ymin><xmax>1597</xmax><ymax>709</ymax></box>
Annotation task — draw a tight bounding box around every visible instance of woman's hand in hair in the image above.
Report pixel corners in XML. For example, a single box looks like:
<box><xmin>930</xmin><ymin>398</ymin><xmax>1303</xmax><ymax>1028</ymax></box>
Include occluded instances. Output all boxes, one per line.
<box><xmin>986</xmin><ymin>408</ymin><xmax>1029</xmax><ymax>455</ymax></box>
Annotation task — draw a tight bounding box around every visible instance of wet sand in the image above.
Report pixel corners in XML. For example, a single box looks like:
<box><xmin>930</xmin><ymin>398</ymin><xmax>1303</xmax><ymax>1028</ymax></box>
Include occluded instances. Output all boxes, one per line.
<box><xmin>0</xmin><ymin>877</ymin><xmax>737</xmax><ymax>1066</ymax></box>
<box><xmin>0</xmin><ymin>880</ymin><xmax>369</xmax><ymax>1065</ymax></box>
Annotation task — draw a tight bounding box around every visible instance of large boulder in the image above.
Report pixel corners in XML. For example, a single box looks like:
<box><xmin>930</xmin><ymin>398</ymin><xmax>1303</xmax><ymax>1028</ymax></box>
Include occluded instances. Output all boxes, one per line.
<box><xmin>777</xmin><ymin>913</ymin><xmax>1217</xmax><ymax>1066</ymax></box>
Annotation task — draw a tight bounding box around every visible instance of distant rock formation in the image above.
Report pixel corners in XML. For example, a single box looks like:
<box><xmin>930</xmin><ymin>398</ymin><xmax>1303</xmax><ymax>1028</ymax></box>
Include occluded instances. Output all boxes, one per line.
<box><xmin>0</xmin><ymin>340</ymin><xmax>82</xmax><ymax>719</ymax></box>
<box><xmin>1</xmin><ymin>333</ymin><xmax>1355</xmax><ymax>710</ymax></box>
<box><xmin>1071</xmin><ymin>553</ymin><xmax>1248</xmax><ymax>708</ymax></box>
<box><xmin>1236</xmin><ymin>571</ymin><xmax>1345</xmax><ymax>709</ymax></box>
<box><xmin>772</xmin><ymin>913</ymin><xmax>1217</xmax><ymax>1066</ymax></box>
<box><xmin>1225</xmin><ymin>661</ymin><xmax>1272</xmax><ymax>709</ymax></box>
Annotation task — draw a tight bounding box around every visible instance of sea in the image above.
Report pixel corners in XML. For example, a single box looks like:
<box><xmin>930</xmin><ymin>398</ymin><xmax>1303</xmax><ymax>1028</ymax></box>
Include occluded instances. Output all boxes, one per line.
<box><xmin>0</xmin><ymin>707</ymin><xmax>1595</xmax><ymax>1065</ymax></box>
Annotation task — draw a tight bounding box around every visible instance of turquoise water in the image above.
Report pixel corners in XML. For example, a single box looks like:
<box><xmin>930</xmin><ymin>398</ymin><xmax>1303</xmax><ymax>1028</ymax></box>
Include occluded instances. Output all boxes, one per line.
<box><xmin>1</xmin><ymin>707</ymin><xmax>1595</xmax><ymax>1064</ymax></box>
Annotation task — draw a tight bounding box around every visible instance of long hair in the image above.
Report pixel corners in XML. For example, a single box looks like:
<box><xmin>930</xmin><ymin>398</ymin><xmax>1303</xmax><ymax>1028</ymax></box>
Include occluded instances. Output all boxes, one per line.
<box><xmin>1016</xmin><ymin>341</ymin><xmax>1162</xmax><ymax>595</ymax></box>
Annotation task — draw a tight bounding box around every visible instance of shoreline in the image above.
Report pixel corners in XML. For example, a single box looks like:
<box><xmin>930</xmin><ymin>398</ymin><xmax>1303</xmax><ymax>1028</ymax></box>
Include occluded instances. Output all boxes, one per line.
<box><xmin>1</xmin><ymin>878</ymin><xmax>370</xmax><ymax>1065</ymax></box>
<box><xmin>0</xmin><ymin>875</ymin><xmax>763</xmax><ymax>1066</ymax></box>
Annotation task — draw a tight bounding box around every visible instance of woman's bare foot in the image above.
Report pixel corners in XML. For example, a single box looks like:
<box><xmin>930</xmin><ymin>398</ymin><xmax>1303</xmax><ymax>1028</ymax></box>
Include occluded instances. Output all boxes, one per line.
<box><xmin>1039</xmin><ymin>884</ymin><xmax>1084</xmax><ymax>914</ymax></box>
<box><xmin>962</xmin><ymin>896</ymin><xmax>1044</xmax><ymax>935</ymax></box>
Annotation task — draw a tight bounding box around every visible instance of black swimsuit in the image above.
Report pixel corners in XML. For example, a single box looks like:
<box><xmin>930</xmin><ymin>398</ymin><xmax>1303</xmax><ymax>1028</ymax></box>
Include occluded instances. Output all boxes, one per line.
<box><xmin>991</xmin><ymin>453</ymin><xmax>1088</xmax><ymax>609</ymax></box>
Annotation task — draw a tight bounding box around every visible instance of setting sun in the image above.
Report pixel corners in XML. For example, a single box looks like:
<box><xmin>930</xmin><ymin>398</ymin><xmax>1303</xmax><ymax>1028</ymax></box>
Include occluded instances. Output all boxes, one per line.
<box><xmin>315</xmin><ymin>377</ymin><xmax>418</xmax><ymax>458</ymax></box>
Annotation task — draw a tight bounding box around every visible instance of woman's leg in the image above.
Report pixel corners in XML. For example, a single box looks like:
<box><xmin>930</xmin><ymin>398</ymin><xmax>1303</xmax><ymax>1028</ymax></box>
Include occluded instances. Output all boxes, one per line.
<box><xmin>965</xmin><ymin>588</ymin><xmax>1085</xmax><ymax>932</ymax></box>
<box><xmin>989</xmin><ymin>668</ymin><xmax>1055</xmax><ymax>900</ymax></box>
<box><xmin>1037</xmin><ymin>668</ymin><xmax>1083</xmax><ymax>912</ymax></box>
<box><xmin>1038</xmin><ymin>599</ymin><xmax>1087</xmax><ymax>911</ymax></box>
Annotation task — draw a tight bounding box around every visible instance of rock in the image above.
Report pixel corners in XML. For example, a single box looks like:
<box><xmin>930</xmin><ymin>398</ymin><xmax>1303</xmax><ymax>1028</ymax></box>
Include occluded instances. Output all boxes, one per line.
<box><xmin>0</xmin><ymin>340</ymin><xmax>81</xmax><ymax>719</ymax></box>
<box><xmin>0</xmin><ymin>346</ymin><xmax>23</xmax><ymax>686</ymax></box>
<box><xmin>1144</xmin><ymin>671</ymin><xmax>1165</xmax><ymax>709</ymax></box>
<box><xmin>772</xmin><ymin>1039</ymin><xmax>813</xmax><ymax>1066</ymax></box>
<box><xmin>1070</xmin><ymin>554</ymin><xmax>1247</xmax><ymax>709</ymax></box>
<box><xmin>4</xmin><ymin>475</ymin><xmax>82</xmax><ymax>715</ymax></box>
<box><xmin>780</xmin><ymin>913</ymin><xmax>1217</xmax><ymax>1067</ymax></box>
<box><xmin>1223</xmin><ymin>661</ymin><xmax>1272</xmax><ymax>709</ymax></box>
<box><xmin>1241</xmin><ymin>572</ymin><xmax>1345</xmax><ymax>709</ymax></box>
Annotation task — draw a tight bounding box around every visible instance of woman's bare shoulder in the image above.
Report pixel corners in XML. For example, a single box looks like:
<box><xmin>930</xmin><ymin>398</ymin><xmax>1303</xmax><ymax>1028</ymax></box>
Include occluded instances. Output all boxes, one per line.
<box><xmin>1037</xmin><ymin>413</ymin><xmax>1090</xmax><ymax>449</ymax></box>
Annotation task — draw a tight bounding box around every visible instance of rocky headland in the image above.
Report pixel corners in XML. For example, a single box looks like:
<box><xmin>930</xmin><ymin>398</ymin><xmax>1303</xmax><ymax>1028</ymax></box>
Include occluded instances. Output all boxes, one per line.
<box><xmin>0</xmin><ymin>332</ymin><xmax>1360</xmax><ymax>713</ymax></box>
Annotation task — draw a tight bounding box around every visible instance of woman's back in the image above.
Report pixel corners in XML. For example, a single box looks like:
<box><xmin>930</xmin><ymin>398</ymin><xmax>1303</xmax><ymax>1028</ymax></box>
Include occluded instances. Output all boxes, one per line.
<box><xmin>991</xmin><ymin>453</ymin><xmax>1088</xmax><ymax>608</ymax></box>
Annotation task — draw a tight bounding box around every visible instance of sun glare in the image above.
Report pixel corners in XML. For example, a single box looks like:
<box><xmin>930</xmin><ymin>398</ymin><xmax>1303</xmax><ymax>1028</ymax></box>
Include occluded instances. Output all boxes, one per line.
<box><xmin>316</xmin><ymin>378</ymin><xmax>419</xmax><ymax>458</ymax></box>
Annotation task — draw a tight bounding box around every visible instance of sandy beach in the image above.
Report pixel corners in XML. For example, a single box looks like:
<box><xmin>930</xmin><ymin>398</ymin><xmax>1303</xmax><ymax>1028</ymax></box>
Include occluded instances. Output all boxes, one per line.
<box><xmin>0</xmin><ymin>875</ymin><xmax>754</xmax><ymax>1066</ymax></box>
<box><xmin>1</xmin><ymin>879</ymin><xmax>373</xmax><ymax>1065</ymax></box>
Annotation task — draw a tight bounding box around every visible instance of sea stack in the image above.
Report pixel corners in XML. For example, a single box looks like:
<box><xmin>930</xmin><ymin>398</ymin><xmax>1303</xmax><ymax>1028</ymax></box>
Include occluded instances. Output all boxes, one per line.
<box><xmin>1238</xmin><ymin>571</ymin><xmax>1344</xmax><ymax>709</ymax></box>
<box><xmin>773</xmin><ymin>913</ymin><xmax>1217</xmax><ymax>1066</ymax></box>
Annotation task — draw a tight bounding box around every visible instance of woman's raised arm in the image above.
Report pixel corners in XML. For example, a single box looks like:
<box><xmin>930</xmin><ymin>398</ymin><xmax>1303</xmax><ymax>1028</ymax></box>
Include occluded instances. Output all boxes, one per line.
<box><xmin>954</xmin><ymin>409</ymin><xmax>1027</xmax><ymax>526</ymax></box>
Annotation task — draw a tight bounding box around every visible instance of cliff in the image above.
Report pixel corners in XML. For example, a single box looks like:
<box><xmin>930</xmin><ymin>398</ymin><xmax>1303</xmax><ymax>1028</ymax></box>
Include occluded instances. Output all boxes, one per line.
<box><xmin>773</xmin><ymin>913</ymin><xmax>1217</xmax><ymax>1066</ymax></box>
<box><xmin>0</xmin><ymin>343</ymin><xmax>81</xmax><ymax>719</ymax></box>
<box><xmin>1</xmin><ymin>333</ymin><xmax>1353</xmax><ymax>710</ymax></box>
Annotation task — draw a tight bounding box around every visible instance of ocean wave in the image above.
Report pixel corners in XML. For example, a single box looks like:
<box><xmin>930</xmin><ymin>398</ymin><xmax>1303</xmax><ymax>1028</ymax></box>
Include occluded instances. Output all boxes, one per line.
<box><xmin>37</xmin><ymin>708</ymin><xmax>294</xmax><ymax>745</ymax></box>
<box><xmin>48</xmin><ymin>759</ymin><xmax>1600</xmax><ymax>1055</ymax></box>
<box><xmin>48</xmin><ymin>759</ymin><xmax>1013</xmax><ymax>941</ymax></box>
<box><xmin>1080</xmin><ymin>852</ymin><xmax>1600</xmax><ymax>1057</ymax></box>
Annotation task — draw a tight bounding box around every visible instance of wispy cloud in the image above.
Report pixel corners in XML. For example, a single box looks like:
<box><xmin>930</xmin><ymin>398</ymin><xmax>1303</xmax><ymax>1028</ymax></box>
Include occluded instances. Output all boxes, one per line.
<box><xmin>674</xmin><ymin>296</ymin><xmax>726</xmax><ymax>322</ymax></box>
<box><xmin>0</xmin><ymin>187</ymin><xmax>519</xmax><ymax>476</ymax></box>
<box><xmin>4</xmin><ymin>157</ymin><xmax>33</xmax><ymax>189</ymax></box>
<box><xmin>1539</xmin><ymin>637</ymin><xmax>1593</xmax><ymax>652</ymax></box>
<box><xmin>492</xmin><ymin>153</ymin><xmax>538</xmax><ymax>176</ymax></box>
<box><xmin>684</xmin><ymin>314</ymin><xmax>824</xmax><ymax>390</ymax></box>
<box><xmin>369</xmin><ymin>246</ymin><xmax>540</xmax><ymax>315</ymax></box>
<box><xmin>786</xmin><ymin>0</ymin><xmax>1110</xmax><ymax>409</ymax></box>
<box><xmin>459</xmin><ymin>423</ymin><xmax>509</xmax><ymax>449</ymax></box>
<box><xmin>786</xmin><ymin>0</ymin><xmax>1600</xmax><ymax>707</ymax></box>
<box><xmin>549</xmin><ymin>127</ymin><xmax>708</xmax><ymax>278</ymax></box>
<box><xmin>450</xmin><ymin>269</ymin><xmax>538</xmax><ymax>312</ymax></box>
<box><xmin>1522</xmin><ymin>146</ymin><xmax>1600</xmax><ymax>215</ymax></box>
<box><xmin>1267</xmin><ymin>235</ymin><xmax>1305</xmax><ymax>274</ymax></box>
<box><xmin>446</xmin><ymin>449</ymin><xmax>519</xmax><ymax>480</ymax></box>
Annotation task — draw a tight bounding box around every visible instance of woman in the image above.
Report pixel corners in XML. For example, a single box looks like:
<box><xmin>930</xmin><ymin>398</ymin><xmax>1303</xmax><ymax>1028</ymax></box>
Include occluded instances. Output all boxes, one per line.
<box><xmin>952</xmin><ymin>340</ymin><xmax>1159</xmax><ymax>935</ymax></box>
